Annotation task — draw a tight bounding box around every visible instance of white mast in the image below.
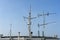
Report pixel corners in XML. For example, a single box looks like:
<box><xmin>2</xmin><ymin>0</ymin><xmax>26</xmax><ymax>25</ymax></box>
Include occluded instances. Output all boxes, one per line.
<box><xmin>24</xmin><ymin>5</ymin><xmax>36</xmax><ymax>39</ymax></box>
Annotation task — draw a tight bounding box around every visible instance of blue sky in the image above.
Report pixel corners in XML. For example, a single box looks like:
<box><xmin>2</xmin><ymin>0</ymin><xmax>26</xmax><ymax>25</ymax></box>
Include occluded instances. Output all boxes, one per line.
<box><xmin>0</xmin><ymin>0</ymin><xmax>60</xmax><ymax>37</ymax></box>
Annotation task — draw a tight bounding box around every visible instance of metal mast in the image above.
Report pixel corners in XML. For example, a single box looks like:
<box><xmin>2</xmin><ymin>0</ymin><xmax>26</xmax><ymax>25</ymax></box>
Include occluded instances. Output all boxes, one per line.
<box><xmin>24</xmin><ymin>5</ymin><xmax>36</xmax><ymax>39</ymax></box>
<box><xmin>28</xmin><ymin>5</ymin><xmax>31</xmax><ymax>38</ymax></box>
<box><xmin>38</xmin><ymin>11</ymin><xmax>56</xmax><ymax>37</ymax></box>
<box><xmin>10</xmin><ymin>24</ymin><xmax>12</xmax><ymax>40</ymax></box>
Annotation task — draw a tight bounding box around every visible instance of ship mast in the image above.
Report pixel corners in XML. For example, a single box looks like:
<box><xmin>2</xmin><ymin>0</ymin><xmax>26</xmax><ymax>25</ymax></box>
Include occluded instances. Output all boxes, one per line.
<box><xmin>10</xmin><ymin>24</ymin><xmax>12</xmax><ymax>40</ymax></box>
<box><xmin>38</xmin><ymin>11</ymin><xmax>56</xmax><ymax>37</ymax></box>
<box><xmin>24</xmin><ymin>5</ymin><xmax>36</xmax><ymax>39</ymax></box>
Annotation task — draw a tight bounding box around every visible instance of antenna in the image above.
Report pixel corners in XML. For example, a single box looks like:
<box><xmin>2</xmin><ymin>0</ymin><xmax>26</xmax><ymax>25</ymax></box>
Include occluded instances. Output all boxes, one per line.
<box><xmin>23</xmin><ymin>5</ymin><xmax>36</xmax><ymax>39</ymax></box>
<box><xmin>10</xmin><ymin>24</ymin><xmax>12</xmax><ymax>40</ymax></box>
<box><xmin>38</xmin><ymin>11</ymin><xmax>56</xmax><ymax>37</ymax></box>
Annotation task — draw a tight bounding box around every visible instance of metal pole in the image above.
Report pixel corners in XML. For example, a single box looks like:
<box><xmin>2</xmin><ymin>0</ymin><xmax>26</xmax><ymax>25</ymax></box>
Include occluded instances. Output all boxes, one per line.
<box><xmin>10</xmin><ymin>24</ymin><xmax>12</xmax><ymax>40</ymax></box>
